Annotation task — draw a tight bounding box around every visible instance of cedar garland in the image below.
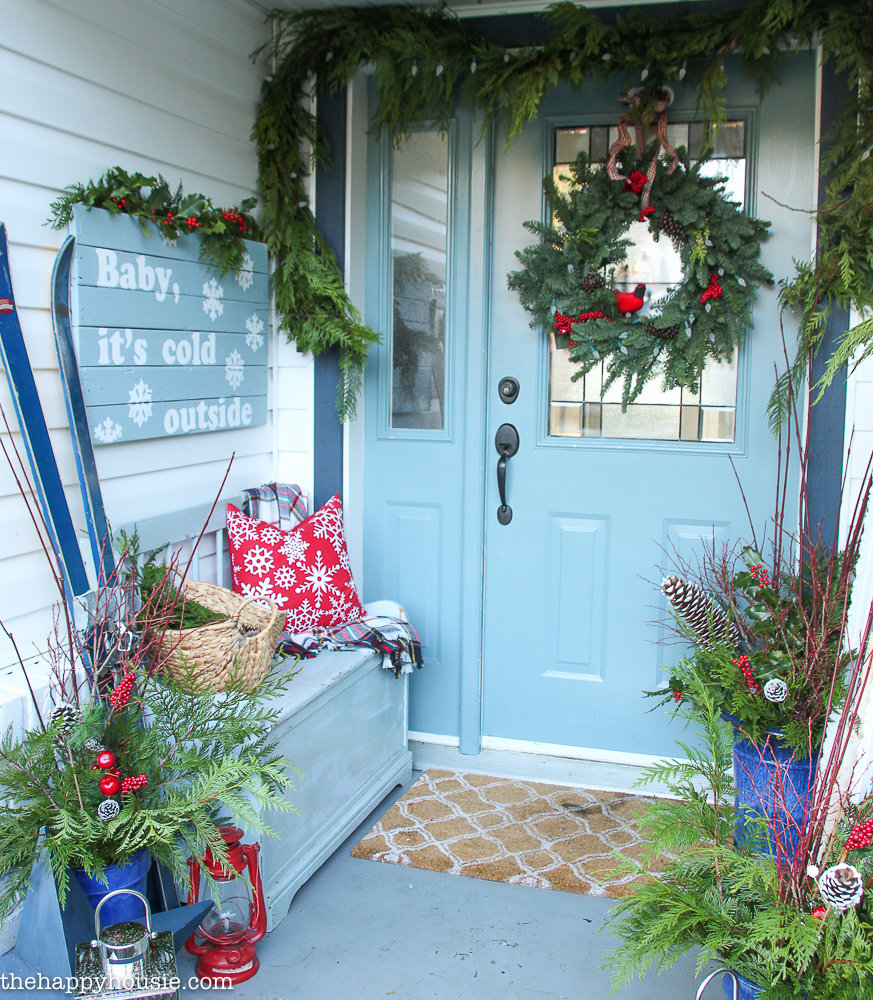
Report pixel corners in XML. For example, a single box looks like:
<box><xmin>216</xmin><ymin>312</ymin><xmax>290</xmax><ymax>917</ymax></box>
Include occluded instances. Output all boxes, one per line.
<box><xmin>251</xmin><ymin>0</ymin><xmax>872</xmax><ymax>422</ymax></box>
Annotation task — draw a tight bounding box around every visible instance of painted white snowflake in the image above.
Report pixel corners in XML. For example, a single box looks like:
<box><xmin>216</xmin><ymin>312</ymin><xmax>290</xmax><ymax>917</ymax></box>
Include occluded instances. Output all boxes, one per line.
<box><xmin>202</xmin><ymin>277</ymin><xmax>224</xmax><ymax>321</ymax></box>
<box><xmin>127</xmin><ymin>380</ymin><xmax>153</xmax><ymax>427</ymax></box>
<box><xmin>274</xmin><ymin>565</ymin><xmax>296</xmax><ymax>589</ymax></box>
<box><xmin>281</xmin><ymin>533</ymin><xmax>309</xmax><ymax>565</ymax></box>
<box><xmin>237</xmin><ymin>252</ymin><xmax>254</xmax><ymax>291</ymax></box>
<box><xmin>227</xmin><ymin>508</ymin><xmax>259</xmax><ymax>549</ymax></box>
<box><xmin>260</xmin><ymin>525</ymin><xmax>283</xmax><ymax>545</ymax></box>
<box><xmin>243</xmin><ymin>545</ymin><xmax>273</xmax><ymax>577</ymax></box>
<box><xmin>245</xmin><ymin>313</ymin><xmax>265</xmax><ymax>352</ymax></box>
<box><xmin>93</xmin><ymin>418</ymin><xmax>123</xmax><ymax>444</ymax></box>
<box><xmin>225</xmin><ymin>350</ymin><xmax>245</xmax><ymax>390</ymax></box>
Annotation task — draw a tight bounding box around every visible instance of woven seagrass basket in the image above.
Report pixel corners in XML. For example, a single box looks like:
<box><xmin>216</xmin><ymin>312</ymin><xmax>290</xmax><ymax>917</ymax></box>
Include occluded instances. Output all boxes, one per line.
<box><xmin>155</xmin><ymin>572</ymin><xmax>285</xmax><ymax>693</ymax></box>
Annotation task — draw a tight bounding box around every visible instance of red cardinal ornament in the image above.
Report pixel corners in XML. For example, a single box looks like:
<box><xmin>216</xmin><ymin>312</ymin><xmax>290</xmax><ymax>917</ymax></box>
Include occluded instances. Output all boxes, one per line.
<box><xmin>614</xmin><ymin>283</ymin><xmax>646</xmax><ymax>316</ymax></box>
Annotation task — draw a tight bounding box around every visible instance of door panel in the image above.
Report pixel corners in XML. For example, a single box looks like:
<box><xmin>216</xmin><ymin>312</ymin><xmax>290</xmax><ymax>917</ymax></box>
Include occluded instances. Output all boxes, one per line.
<box><xmin>481</xmin><ymin>60</ymin><xmax>815</xmax><ymax>756</ymax></box>
<box><xmin>363</xmin><ymin>55</ymin><xmax>815</xmax><ymax>757</ymax></box>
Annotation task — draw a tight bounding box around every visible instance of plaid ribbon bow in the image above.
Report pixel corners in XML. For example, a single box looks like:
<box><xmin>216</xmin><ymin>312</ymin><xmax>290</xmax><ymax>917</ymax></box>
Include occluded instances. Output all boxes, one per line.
<box><xmin>606</xmin><ymin>90</ymin><xmax>679</xmax><ymax>210</ymax></box>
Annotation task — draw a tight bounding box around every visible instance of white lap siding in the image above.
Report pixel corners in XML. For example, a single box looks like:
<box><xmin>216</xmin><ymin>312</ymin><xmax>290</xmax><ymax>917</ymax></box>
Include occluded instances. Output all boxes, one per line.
<box><xmin>0</xmin><ymin>0</ymin><xmax>314</xmax><ymax>674</ymax></box>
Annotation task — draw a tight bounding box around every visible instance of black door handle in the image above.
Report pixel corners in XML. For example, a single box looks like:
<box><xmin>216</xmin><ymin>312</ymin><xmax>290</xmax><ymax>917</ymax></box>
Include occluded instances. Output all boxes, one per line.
<box><xmin>494</xmin><ymin>423</ymin><xmax>519</xmax><ymax>524</ymax></box>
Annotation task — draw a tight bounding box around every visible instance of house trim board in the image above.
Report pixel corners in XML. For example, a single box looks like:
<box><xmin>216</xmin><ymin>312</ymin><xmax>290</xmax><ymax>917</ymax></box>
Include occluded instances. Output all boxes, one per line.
<box><xmin>408</xmin><ymin>731</ymin><xmax>685</xmax><ymax>798</ymax></box>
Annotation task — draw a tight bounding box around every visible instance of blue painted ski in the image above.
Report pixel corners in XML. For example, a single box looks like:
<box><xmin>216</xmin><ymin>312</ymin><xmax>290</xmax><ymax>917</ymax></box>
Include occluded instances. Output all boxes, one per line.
<box><xmin>52</xmin><ymin>235</ymin><xmax>115</xmax><ymax>585</ymax></box>
<box><xmin>0</xmin><ymin>224</ymin><xmax>90</xmax><ymax>598</ymax></box>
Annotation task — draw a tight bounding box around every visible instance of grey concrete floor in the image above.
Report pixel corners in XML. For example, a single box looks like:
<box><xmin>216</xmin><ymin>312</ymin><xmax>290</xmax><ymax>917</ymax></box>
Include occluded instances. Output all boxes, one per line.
<box><xmin>177</xmin><ymin>773</ymin><xmax>708</xmax><ymax>1000</ymax></box>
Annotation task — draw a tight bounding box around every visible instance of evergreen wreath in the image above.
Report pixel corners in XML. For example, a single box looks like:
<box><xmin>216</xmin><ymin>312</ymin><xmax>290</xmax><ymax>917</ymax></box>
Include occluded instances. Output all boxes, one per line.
<box><xmin>507</xmin><ymin>143</ymin><xmax>773</xmax><ymax>407</ymax></box>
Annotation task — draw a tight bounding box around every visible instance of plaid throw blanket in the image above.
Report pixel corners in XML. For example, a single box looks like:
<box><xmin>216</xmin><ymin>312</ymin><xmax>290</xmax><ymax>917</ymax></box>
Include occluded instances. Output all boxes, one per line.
<box><xmin>242</xmin><ymin>482</ymin><xmax>308</xmax><ymax>529</ymax></box>
<box><xmin>279</xmin><ymin>616</ymin><xmax>423</xmax><ymax>677</ymax></box>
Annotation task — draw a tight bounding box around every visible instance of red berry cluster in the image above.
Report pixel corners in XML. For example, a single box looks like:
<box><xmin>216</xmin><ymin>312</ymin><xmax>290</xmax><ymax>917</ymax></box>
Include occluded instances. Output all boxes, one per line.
<box><xmin>110</xmin><ymin>672</ymin><xmax>136</xmax><ymax>711</ymax></box>
<box><xmin>186</xmin><ymin>217</ymin><xmax>200</xmax><ymax>230</ymax></box>
<box><xmin>700</xmin><ymin>273</ymin><xmax>723</xmax><ymax>303</ymax></box>
<box><xmin>639</xmin><ymin>206</ymin><xmax>655</xmax><ymax>222</ymax></box>
<box><xmin>222</xmin><ymin>209</ymin><xmax>248</xmax><ymax>233</ymax></box>
<box><xmin>673</xmin><ymin>690</ymin><xmax>684</xmax><ymax>704</ymax></box>
<box><xmin>121</xmin><ymin>774</ymin><xmax>148</xmax><ymax>793</ymax></box>
<box><xmin>623</xmin><ymin>171</ymin><xmax>647</xmax><ymax>194</ymax></box>
<box><xmin>733</xmin><ymin>654</ymin><xmax>761</xmax><ymax>693</ymax></box>
<box><xmin>845</xmin><ymin>818</ymin><xmax>873</xmax><ymax>851</ymax></box>
<box><xmin>553</xmin><ymin>311</ymin><xmax>607</xmax><ymax>336</ymax></box>
<box><xmin>749</xmin><ymin>564</ymin><xmax>772</xmax><ymax>587</ymax></box>
<box><xmin>110</xmin><ymin>197</ymin><xmax>127</xmax><ymax>208</ymax></box>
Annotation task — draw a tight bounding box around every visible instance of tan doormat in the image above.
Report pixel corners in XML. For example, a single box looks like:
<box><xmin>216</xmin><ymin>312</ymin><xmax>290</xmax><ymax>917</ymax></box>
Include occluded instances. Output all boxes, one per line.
<box><xmin>351</xmin><ymin>769</ymin><xmax>671</xmax><ymax>898</ymax></box>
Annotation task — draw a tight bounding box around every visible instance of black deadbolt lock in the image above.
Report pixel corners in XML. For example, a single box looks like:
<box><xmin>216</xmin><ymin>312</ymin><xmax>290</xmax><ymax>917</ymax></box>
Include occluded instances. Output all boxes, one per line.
<box><xmin>498</xmin><ymin>377</ymin><xmax>519</xmax><ymax>404</ymax></box>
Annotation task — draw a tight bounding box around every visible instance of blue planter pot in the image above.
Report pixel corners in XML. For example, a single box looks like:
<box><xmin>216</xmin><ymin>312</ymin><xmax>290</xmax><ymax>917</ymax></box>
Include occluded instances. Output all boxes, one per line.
<box><xmin>726</xmin><ymin>716</ymin><xmax>819</xmax><ymax>863</ymax></box>
<box><xmin>73</xmin><ymin>849</ymin><xmax>152</xmax><ymax>927</ymax></box>
<box><xmin>721</xmin><ymin>971</ymin><xmax>764</xmax><ymax>1000</ymax></box>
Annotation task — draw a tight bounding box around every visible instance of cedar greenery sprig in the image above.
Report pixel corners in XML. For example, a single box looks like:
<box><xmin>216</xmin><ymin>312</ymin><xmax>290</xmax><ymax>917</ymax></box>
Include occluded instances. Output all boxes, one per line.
<box><xmin>48</xmin><ymin>167</ymin><xmax>259</xmax><ymax>278</ymax></box>
<box><xmin>254</xmin><ymin>0</ymin><xmax>872</xmax><ymax>424</ymax></box>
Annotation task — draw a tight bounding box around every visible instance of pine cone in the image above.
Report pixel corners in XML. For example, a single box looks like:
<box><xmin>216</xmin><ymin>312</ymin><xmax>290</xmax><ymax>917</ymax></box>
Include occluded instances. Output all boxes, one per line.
<box><xmin>763</xmin><ymin>678</ymin><xmax>788</xmax><ymax>703</ymax></box>
<box><xmin>50</xmin><ymin>704</ymin><xmax>76</xmax><ymax>743</ymax></box>
<box><xmin>580</xmin><ymin>270</ymin><xmax>606</xmax><ymax>293</ymax></box>
<box><xmin>97</xmin><ymin>799</ymin><xmax>120</xmax><ymax>822</ymax></box>
<box><xmin>84</xmin><ymin>737</ymin><xmax>106</xmax><ymax>754</ymax></box>
<box><xmin>662</xmin><ymin>576</ymin><xmax>742</xmax><ymax>649</ymax></box>
<box><xmin>658</xmin><ymin>210</ymin><xmax>687</xmax><ymax>243</ymax></box>
<box><xmin>644</xmin><ymin>323</ymin><xmax>680</xmax><ymax>340</ymax></box>
<box><xmin>819</xmin><ymin>863</ymin><xmax>864</xmax><ymax>911</ymax></box>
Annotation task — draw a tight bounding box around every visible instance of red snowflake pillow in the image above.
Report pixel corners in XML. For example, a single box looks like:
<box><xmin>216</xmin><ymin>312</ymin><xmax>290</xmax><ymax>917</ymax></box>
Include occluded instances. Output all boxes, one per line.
<box><xmin>227</xmin><ymin>494</ymin><xmax>365</xmax><ymax>632</ymax></box>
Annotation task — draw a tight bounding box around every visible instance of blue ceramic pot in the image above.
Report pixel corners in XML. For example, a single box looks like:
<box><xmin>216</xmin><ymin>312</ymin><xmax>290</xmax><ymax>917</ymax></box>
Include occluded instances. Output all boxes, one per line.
<box><xmin>73</xmin><ymin>849</ymin><xmax>152</xmax><ymax>926</ymax></box>
<box><xmin>721</xmin><ymin>971</ymin><xmax>764</xmax><ymax>1000</ymax></box>
<box><xmin>725</xmin><ymin>714</ymin><xmax>819</xmax><ymax>863</ymax></box>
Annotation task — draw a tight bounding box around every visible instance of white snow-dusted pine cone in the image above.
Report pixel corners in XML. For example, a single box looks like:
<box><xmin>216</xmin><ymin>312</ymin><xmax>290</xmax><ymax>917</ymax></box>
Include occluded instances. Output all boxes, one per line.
<box><xmin>84</xmin><ymin>737</ymin><xmax>106</xmax><ymax>754</ymax></box>
<box><xmin>763</xmin><ymin>678</ymin><xmax>788</xmax><ymax>703</ymax></box>
<box><xmin>97</xmin><ymin>799</ymin><xmax>120</xmax><ymax>822</ymax></box>
<box><xmin>819</xmin><ymin>863</ymin><xmax>864</xmax><ymax>911</ymax></box>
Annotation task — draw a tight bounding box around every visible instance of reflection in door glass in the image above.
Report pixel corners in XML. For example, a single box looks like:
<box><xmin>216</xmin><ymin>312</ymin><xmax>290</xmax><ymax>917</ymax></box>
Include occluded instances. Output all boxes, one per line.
<box><xmin>391</xmin><ymin>131</ymin><xmax>449</xmax><ymax>430</ymax></box>
<box><xmin>548</xmin><ymin>121</ymin><xmax>745</xmax><ymax>442</ymax></box>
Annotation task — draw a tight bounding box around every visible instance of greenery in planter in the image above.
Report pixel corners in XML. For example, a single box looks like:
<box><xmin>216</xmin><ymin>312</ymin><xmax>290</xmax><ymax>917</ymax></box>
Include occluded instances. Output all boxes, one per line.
<box><xmin>606</xmin><ymin>678</ymin><xmax>873</xmax><ymax>999</ymax></box>
<box><xmin>0</xmin><ymin>434</ymin><xmax>298</xmax><ymax>920</ymax></box>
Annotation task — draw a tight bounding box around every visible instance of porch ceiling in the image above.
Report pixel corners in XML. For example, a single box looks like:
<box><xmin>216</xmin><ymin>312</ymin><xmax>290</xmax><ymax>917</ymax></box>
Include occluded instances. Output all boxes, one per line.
<box><xmin>249</xmin><ymin>0</ymin><xmax>713</xmax><ymax>18</ymax></box>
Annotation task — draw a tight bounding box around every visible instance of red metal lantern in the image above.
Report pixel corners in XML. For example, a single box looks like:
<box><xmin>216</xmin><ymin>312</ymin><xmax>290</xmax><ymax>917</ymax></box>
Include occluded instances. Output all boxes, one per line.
<box><xmin>185</xmin><ymin>825</ymin><xmax>266</xmax><ymax>986</ymax></box>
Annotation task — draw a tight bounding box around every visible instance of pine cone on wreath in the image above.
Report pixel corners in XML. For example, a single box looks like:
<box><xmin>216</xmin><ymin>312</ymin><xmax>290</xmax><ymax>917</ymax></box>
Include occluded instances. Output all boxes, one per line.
<box><xmin>818</xmin><ymin>863</ymin><xmax>864</xmax><ymax>911</ymax></box>
<box><xmin>580</xmin><ymin>270</ymin><xmax>606</xmax><ymax>294</ymax></box>
<box><xmin>662</xmin><ymin>576</ymin><xmax>742</xmax><ymax>649</ymax></box>
<box><xmin>658</xmin><ymin>210</ymin><xmax>687</xmax><ymax>243</ymax></box>
<box><xmin>644</xmin><ymin>323</ymin><xmax>680</xmax><ymax>340</ymax></box>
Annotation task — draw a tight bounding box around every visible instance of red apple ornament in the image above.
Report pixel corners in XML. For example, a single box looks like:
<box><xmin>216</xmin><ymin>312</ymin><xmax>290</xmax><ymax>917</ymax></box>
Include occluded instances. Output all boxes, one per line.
<box><xmin>96</xmin><ymin>750</ymin><xmax>117</xmax><ymax>769</ymax></box>
<box><xmin>99</xmin><ymin>773</ymin><xmax>122</xmax><ymax>796</ymax></box>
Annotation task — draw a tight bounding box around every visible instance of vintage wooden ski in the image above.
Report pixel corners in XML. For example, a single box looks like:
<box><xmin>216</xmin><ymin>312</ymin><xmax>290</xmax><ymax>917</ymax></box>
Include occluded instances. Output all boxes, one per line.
<box><xmin>0</xmin><ymin>223</ymin><xmax>90</xmax><ymax>599</ymax></box>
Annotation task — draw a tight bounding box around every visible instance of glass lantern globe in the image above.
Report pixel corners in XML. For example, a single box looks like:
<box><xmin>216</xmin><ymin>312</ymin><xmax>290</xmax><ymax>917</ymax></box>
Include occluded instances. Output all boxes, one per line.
<box><xmin>199</xmin><ymin>879</ymin><xmax>253</xmax><ymax>945</ymax></box>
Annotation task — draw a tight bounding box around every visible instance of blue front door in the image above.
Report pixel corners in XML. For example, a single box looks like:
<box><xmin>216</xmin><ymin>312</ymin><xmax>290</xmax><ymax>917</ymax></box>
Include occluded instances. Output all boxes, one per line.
<box><xmin>364</xmin><ymin>56</ymin><xmax>816</xmax><ymax>758</ymax></box>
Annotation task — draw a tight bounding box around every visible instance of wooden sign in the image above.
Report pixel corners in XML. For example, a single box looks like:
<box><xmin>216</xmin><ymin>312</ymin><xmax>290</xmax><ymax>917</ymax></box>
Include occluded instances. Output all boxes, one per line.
<box><xmin>69</xmin><ymin>205</ymin><xmax>268</xmax><ymax>445</ymax></box>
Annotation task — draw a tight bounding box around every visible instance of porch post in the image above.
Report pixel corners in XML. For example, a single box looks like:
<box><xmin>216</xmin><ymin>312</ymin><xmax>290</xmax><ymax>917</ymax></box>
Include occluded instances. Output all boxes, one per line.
<box><xmin>314</xmin><ymin>85</ymin><xmax>347</xmax><ymax>508</ymax></box>
<box><xmin>806</xmin><ymin>59</ymin><xmax>851</xmax><ymax>545</ymax></box>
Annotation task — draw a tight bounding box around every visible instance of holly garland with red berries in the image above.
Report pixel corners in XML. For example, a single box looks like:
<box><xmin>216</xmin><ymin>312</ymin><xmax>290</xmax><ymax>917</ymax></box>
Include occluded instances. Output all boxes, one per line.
<box><xmin>507</xmin><ymin>143</ymin><xmax>773</xmax><ymax>409</ymax></box>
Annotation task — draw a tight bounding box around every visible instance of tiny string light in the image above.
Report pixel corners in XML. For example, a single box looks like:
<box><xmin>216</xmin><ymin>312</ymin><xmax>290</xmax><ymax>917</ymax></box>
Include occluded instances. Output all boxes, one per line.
<box><xmin>436</xmin><ymin>62</ymin><xmax>444</xmax><ymax>76</ymax></box>
<box><xmin>504</xmin><ymin>51</ymin><xmax>511</xmax><ymax>63</ymax></box>
<box><xmin>470</xmin><ymin>59</ymin><xmax>477</xmax><ymax>73</ymax></box>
